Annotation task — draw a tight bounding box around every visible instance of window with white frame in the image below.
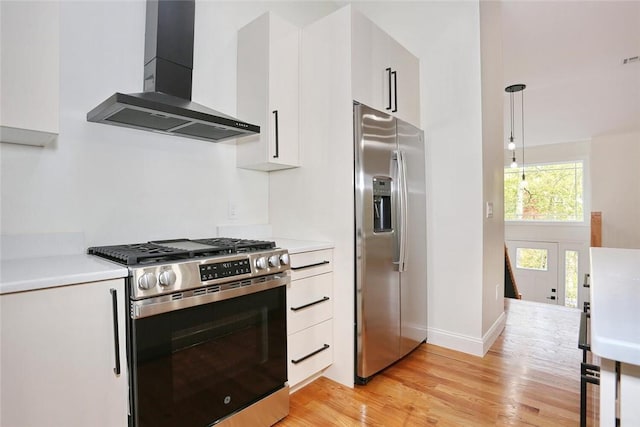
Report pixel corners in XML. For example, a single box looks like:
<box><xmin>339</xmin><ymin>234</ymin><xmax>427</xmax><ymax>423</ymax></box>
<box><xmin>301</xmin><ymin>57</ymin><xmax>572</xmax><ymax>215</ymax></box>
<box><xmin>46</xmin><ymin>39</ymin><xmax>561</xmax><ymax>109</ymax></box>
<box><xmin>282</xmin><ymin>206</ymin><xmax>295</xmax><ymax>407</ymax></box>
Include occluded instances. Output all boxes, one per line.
<box><xmin>504</xmin><ymin>161</ymin><xmax>584</xmax><ymax>221</ymax></box>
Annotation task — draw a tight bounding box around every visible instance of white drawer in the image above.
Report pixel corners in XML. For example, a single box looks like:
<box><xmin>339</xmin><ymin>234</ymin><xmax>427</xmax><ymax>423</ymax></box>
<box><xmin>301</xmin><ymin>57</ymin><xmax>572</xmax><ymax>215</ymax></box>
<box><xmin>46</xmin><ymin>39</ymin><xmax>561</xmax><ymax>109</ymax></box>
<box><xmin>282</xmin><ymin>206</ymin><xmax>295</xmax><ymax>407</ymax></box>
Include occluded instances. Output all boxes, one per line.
<box><xmin>287</xmin><ymin>273</ymin><xmax>333</xmax><ymax>335</ymax></box>
<box><xmin>290</xmin><ymin>249</ymin><xmax>333</xmax><ymax>280</ymax></box>
<box><xmin>288</xmin><ymin>319</ymin><xmax>333</xmax><ymax>387</ymax></box>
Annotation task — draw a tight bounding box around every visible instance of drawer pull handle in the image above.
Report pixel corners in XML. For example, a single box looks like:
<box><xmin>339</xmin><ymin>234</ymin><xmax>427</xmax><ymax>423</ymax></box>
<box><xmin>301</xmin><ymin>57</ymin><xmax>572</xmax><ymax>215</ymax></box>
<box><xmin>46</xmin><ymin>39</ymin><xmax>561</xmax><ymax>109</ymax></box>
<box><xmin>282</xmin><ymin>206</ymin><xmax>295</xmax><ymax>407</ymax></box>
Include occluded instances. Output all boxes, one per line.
<box><xmin>272</xmin><ymin>110</ymin><xmax>279</xmax><ymax>159</ymax></box>
<box><xmin>110</xmin><ymin>288</ymin><xmax>121</xmax><ymax>376</ymax></box>
<box><xmin>291</xmin><ymin>344</ymin><xmax>330</xmax><ymax>364</ymax></box>
<box><xmin>291</xmin><ymin>261</ymin><xmax>330</xmax><ymax>271</ymax></box>
<box><xmin>291</xmin><ymin>296</ymin><xmax>330</xmax><ymax>312</ymax></box>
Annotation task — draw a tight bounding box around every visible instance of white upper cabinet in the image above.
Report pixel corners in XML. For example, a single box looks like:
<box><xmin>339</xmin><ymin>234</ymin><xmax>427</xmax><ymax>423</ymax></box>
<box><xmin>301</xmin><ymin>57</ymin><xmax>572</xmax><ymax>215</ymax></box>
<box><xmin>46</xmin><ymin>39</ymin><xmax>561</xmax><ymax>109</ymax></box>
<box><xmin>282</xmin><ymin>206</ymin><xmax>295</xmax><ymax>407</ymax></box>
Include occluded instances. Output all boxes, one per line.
<box><xmin>0</xmin><ymin>1</ymin><xmax>59</xmax><ymax>147</ymax></box>
<box><xmin>237</xmin><ymin>12</ymin><xmax>300</xmax><ymax>171</ymax></box>
<box><xmin>351</xmin><ymin>10</ymin><xmax>420</xmax><ymax>126</ymax></box>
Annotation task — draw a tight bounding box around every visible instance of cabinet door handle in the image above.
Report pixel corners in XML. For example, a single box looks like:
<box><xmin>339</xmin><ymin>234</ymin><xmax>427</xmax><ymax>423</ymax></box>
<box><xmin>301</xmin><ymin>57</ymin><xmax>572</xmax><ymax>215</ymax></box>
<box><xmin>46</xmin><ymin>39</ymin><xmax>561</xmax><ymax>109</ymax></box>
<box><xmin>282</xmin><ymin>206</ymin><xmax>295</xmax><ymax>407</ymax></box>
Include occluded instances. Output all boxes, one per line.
<box><xmin>291</xmin><ymin>260</ymin><xmax>330</xmax><ymax>271</ymax></box>
<box><xmin>291</xmin><ymin>296</ymin><xmax>330</xmax><ymax>312</ymax></box>
<box><xmin>386</xmin><ymin>67</ymin><xmax>392</xmax><ymax>110</ymax></box>
<box><xmin>272</xmin><ymin>110</ymin><xmax>279</xmax><ymax>159</ymax></box>
<box><xmin>110</xmin><ymin>288</ymin><xmax>121</xmax><ymax>376</ymax></box>
<box><xmin>291</xmin><ymin>344</ymin><xmax>330</xmax><ymax>364</ymax></box>
<box><xmin>392</xmin><ymin>70</ymin><xmax>398</xmax><ymax>113</ymax></box>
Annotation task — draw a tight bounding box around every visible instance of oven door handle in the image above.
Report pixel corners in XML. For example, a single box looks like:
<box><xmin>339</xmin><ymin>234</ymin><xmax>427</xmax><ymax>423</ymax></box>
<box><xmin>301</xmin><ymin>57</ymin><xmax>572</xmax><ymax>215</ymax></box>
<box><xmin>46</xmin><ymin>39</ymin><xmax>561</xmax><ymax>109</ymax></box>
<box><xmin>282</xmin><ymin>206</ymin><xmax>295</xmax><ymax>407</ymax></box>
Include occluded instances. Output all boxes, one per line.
<box><xmin>110</xmin><ymin>288</ymin><xmax>121</xmax><ymax>376</ymax></box>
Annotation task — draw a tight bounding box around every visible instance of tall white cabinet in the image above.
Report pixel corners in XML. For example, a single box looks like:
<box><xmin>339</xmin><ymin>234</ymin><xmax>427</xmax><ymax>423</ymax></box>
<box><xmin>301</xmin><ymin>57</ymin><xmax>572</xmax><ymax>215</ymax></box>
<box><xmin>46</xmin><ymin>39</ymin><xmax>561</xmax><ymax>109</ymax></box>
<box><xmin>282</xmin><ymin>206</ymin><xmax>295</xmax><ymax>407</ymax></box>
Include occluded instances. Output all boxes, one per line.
<box><xmin>351</xmin><ymin>11</ymin><xmax>420</xmax><ymax>126</ymax></box>
<box><xmin>1</xmin><ymin>279</ymin><xmax>128</xmax><ymax>427</ymax></box>
<box><xmin>269</xmin><ymin>5</ymin><xmax>421</xmax><ymax>387</ymax></box>
<box><xmin>0</xmin><ymin>1</ymin><xmax>59</xmax><ymax>146</ymax></box>
<box><xmin>237</xmin><ymin>12</ymin><xmax>300</xmax><ymax>171</ymax></box>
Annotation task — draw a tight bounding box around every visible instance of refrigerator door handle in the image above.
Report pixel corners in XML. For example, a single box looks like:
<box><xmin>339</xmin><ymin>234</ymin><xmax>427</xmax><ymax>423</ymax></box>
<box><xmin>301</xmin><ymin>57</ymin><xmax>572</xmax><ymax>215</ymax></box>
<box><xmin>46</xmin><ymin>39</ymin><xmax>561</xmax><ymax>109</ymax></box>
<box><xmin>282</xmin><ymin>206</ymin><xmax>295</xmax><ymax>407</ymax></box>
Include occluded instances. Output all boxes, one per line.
<box><xmin>393</xmin><ymin>150</ymin><xmax>408</xmax><ymax>272</ymax></box>
<box><xmin>399</xmin><ymin>150</ymin><xmax>409</xmax><ymax>272</ymax></box>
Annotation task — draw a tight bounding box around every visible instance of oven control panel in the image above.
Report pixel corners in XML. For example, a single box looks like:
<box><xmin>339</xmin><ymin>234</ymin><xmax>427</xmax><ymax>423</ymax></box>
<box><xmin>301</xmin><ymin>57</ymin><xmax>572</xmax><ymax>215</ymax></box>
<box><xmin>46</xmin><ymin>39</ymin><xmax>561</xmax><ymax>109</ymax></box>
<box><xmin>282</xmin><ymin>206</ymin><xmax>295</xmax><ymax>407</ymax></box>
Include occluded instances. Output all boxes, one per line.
<box><xmin>199</xmin><ymin>259</ymin><xmax>251</xmax><ymax>281</ymax></box>
<box><xmin>129</xmin><ymin>249</ymin><xmax>290</xmax><ymax>300</ymax></box>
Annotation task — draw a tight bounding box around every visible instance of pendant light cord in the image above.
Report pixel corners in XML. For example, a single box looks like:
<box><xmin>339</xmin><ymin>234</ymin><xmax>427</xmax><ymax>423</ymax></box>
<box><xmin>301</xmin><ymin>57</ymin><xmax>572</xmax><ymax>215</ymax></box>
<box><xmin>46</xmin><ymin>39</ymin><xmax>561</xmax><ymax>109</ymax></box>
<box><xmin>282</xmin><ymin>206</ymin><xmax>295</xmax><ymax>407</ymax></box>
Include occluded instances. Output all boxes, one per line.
<box><xmin>521</xmin><ymin>90</ymin><xmax>526</xmax><ymax>182</ymax></box>
<box><xmin>510</xmin><ymin>92</ymin><xmax>515</xmax><ymax>141</ymax></box>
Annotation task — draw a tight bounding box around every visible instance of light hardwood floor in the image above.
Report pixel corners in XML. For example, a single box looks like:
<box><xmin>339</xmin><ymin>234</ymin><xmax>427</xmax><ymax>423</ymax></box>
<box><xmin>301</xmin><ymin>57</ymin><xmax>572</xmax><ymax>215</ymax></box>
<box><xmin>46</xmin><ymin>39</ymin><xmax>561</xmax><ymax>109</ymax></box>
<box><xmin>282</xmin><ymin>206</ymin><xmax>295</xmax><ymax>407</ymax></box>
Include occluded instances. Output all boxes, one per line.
<box><xmin>278</xmin><ymin>298</ymin><xmax>598</xmax><ymax>426</ymax></box>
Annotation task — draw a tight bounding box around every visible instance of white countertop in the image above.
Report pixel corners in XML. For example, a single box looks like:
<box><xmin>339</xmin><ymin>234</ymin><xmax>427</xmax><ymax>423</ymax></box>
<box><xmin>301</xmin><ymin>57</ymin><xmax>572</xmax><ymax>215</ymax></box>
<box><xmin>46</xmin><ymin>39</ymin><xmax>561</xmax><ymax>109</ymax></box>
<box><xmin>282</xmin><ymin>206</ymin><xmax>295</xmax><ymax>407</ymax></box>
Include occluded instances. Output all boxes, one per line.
<box><xmin>590</xmin><ymin>247</ymin><xmax>640</xmax><ymax>365</ymax></box>
<box><xmin>0</xmin><ymin>254</ymin><xmax>128</xmax><ymax>295</ymax></box>
<box><xmin>274</xmin><ymin>238</ymin><xmax>334</xmax><ymax>254</ymax></box>
<box><xmin>0</xmin><ymin>233</ymin><xmax>332</xmax><ymax>295</ymax></box>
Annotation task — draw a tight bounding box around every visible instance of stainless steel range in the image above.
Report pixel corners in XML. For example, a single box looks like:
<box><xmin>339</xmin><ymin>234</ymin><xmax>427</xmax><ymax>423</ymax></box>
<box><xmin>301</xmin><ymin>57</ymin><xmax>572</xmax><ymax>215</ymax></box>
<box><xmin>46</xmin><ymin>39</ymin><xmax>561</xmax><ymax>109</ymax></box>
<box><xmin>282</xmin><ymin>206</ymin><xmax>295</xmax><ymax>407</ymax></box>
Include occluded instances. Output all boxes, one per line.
<box><xmin>88</xmin><ymin>238</ymin><xmax>290</xmax><ymax>427</ymax></box>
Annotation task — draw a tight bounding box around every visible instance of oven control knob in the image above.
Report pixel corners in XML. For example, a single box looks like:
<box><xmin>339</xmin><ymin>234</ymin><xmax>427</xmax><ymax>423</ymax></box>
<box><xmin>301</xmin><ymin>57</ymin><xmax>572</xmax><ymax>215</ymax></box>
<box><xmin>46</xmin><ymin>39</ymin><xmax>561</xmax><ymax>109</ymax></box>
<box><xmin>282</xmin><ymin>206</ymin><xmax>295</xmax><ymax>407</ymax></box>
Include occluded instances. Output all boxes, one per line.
<box><xmin>279</xmin><ymin>253</ymin><xmax>290</xmax><ymax>266</ymax></box>
<box><xmin>255</xmin><ymin>257</ymin><xmax>267</xmax><ymax>270</ymax></box>
<box><xmin>158</xmin><ymin>270</ymin><xmax>176</xmax><ymax>287</ymax></box>
<box><xmin>268</xmin><ymin>255</ymin><xmax>280</xmax><ymax>267</ymax></box>
<box><xmin>138</xmin><ymin>273</ymin><xmax>157</xmax><ymax>290</ymax></box>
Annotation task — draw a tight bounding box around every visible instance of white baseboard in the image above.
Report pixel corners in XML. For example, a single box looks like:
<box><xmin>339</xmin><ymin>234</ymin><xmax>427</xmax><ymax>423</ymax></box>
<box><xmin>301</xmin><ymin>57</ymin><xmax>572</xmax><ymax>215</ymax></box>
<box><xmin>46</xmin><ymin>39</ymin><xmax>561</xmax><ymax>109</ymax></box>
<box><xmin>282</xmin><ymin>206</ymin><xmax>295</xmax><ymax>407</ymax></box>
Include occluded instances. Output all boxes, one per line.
<box><xmin>427</xmin><ymin>311</ymin><xmax>506</xmax><ymax>357</ymax></box>
<box><xmin>482</xmin><ymin>311</ymin><xmax>506</xmax><ymax>355</ymax></box>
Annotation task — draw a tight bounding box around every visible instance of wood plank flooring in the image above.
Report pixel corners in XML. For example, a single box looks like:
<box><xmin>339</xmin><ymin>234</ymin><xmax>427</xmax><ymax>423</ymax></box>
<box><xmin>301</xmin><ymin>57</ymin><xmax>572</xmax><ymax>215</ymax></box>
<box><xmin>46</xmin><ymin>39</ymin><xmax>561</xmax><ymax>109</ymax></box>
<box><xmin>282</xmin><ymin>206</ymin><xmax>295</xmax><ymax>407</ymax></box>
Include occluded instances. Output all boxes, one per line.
<box><xmin>277</xmin><ymin>298</ymin><xmax>598</xmax><ymax>426</ymax></box>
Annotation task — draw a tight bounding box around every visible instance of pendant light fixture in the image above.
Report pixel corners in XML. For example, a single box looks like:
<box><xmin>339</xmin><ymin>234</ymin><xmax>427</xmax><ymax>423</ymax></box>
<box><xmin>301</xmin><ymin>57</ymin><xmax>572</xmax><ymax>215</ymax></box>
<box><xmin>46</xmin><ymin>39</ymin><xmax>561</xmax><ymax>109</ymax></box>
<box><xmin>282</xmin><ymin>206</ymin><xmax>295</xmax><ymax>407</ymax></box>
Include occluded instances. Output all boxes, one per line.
<box><xmin>505</xmin><ymin>84</ymin><xmax>527</xmax><ymax>183</ymax></box>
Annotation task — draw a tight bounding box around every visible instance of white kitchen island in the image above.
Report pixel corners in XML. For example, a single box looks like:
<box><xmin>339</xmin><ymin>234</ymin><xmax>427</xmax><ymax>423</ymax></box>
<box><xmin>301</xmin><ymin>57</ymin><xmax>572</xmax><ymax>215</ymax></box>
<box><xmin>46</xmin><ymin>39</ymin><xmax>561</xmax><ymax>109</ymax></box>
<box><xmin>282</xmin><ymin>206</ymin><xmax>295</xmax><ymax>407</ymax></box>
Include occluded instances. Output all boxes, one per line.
<box><xmin>590</xmin><ymin>247</ymin><xmax>640</xmax><ymax>426</ymax></box>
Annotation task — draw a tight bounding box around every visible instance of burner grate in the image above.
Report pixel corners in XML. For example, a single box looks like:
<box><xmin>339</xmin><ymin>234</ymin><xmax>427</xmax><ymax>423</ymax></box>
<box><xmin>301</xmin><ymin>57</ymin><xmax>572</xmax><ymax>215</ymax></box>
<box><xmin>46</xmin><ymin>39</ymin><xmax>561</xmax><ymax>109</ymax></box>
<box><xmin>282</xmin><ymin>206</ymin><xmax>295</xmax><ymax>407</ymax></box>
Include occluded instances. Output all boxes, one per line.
<box><xmin>194</xmin><ymin>238</ymin><xmax>275</xmax><ymax>253</ymax></box>
<box><xmin>88</xmin><ymin>237</ymin><xmax>276</xmax><ymax>266</ymax></box>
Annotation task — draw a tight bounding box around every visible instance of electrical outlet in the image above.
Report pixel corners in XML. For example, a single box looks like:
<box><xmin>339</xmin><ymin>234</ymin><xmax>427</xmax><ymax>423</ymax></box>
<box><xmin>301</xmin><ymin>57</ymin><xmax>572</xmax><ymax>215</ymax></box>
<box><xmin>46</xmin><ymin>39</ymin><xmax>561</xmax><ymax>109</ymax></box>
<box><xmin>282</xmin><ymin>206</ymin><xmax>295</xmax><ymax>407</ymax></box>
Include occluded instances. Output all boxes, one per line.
<box><xmin>228</xmin><ymin>202</ymin><xmax>238</xmax><ymax>219</ymax></box>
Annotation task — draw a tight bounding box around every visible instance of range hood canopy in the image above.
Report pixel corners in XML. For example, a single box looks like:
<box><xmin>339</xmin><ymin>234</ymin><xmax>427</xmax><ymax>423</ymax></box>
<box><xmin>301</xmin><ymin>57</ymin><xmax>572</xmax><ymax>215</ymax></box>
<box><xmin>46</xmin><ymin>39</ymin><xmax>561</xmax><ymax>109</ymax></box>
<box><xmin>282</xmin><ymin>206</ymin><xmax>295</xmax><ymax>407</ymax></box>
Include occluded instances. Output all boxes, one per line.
<box><xmin>87</xmin><ymin>0</ymin><xmax>259</xmax><ymax>143</ymax></box>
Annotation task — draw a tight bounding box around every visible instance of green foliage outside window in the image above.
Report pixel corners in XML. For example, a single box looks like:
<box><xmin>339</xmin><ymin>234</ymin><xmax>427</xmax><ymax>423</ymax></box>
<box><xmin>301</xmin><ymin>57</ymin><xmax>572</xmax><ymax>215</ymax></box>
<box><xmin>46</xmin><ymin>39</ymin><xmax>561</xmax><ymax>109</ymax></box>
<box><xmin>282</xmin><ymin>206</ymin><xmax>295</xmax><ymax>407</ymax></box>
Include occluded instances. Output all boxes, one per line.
<box><xmin>505</xmin><ymin>162</ymin><xmax>584</xmax><ymax>221</ymax></box>
<box><xmin>516</xmin><ymin>248</ymin><xmax>548</xmax><ymax>271</ymax></box>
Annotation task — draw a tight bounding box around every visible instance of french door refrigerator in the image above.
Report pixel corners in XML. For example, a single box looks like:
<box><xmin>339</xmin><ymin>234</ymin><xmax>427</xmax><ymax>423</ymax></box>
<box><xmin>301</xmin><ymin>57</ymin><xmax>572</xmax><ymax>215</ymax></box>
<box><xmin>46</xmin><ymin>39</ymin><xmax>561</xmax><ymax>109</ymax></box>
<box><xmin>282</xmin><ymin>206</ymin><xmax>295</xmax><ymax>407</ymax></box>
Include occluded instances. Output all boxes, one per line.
<box><xmin>354</xmin><ymin>102</ymin><xmax>427</xmax><ymax>384</ymax></box>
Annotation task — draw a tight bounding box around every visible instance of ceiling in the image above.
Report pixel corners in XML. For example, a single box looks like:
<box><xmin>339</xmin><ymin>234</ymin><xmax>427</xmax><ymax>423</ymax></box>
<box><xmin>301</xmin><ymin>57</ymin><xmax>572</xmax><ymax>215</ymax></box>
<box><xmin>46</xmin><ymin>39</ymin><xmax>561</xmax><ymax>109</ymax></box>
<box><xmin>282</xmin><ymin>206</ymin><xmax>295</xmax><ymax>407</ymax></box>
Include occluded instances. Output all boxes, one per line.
<box><xmin>501</xmin><ymin>1</ymin><xmax>640</xmax><ymax>147</ymax></box>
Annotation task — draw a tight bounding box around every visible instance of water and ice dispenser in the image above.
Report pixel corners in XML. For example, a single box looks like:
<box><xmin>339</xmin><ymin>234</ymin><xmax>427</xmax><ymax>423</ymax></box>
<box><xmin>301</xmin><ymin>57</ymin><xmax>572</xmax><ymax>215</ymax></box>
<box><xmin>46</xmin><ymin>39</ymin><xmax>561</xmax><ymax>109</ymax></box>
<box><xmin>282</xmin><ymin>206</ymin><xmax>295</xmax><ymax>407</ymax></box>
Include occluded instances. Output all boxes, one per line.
<box><xmin>373</xmin><ymin>177</ymin><xmax>392</xmax><ymax>232</ymax></box>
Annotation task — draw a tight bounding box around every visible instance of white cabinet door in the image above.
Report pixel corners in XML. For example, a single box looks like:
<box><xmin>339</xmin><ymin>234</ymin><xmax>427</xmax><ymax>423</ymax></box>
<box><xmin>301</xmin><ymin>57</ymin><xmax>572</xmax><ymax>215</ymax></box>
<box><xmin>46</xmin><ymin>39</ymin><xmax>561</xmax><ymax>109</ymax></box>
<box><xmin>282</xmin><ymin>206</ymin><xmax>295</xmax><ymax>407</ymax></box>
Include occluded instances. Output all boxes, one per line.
<box><xmin>0</xmin><ymin>1</ymin><xmax>59</xmax><ymax>146</ymax></box>
<box><xmin>386</xmin><ymin>37</ymin><xmax>420</xmax><ymax>126</ymax></box>
<box><xmin>351</xmin><ymin>10</ymin><xmax>420</xmax><ymax>127</ymax></box>
<box><xmin>237</xmin><ymin>12</ymin><xmax>299</xmax><ymax>171</ymax></box>
<box><xmin>287</xmin><ymin>273</ymin><xmax>333</xmax><ymax>335</ymax></box>
<box><xmin>288</xmin><ymin>319</ymin><xmax>333</xmax><ymax>388</ymax></box>
<box><xmin>351</xmin><ymin>11</ymin><xmax>389</xmax><ymax>112</ymax></box>
<box><xmin>0</xmin><ymin>279</ymin><xmax>128</xmax><ymax>427</ymax></box>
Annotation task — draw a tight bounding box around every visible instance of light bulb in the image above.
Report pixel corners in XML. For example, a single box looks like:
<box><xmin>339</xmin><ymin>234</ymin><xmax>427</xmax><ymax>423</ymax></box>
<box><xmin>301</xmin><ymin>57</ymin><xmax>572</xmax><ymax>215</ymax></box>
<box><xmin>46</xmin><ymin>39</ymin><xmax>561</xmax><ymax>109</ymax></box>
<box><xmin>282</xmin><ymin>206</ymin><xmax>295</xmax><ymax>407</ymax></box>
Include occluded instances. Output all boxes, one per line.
<box><xmin>507</xmin><ymin>142</ymin><xmax>516</xmax><ymax>151</ymax></box>
<box><xmin>520</xmin><ymin>176</ymin><xmax>528</xmax><ymax>188</ymax></box>
<box><xmin>510</xmin><ymin>160</ymin><xmax>518</xmax><ymax>168</ymax></box>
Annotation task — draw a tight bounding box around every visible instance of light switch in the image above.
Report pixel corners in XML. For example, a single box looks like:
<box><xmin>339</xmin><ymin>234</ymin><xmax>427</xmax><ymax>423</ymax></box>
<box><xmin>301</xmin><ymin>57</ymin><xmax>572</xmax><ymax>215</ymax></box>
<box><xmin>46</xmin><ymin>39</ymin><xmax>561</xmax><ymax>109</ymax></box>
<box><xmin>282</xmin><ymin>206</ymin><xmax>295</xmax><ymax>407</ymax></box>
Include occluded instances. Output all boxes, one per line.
<box><xmin>485</xmin><ymin>202</ymin><xmax>494</xmax><ymax>218</ymax></box>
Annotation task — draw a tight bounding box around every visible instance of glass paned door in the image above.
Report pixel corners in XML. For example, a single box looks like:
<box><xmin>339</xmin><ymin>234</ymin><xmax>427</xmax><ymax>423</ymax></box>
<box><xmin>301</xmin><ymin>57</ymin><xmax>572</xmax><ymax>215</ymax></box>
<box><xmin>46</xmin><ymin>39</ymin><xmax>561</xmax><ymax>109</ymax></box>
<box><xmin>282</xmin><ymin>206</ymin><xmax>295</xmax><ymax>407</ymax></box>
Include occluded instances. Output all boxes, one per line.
<box><xmin>507</xmin><ymin>240</ymin><xmax>559</xmax><ymax>305</ymax></box>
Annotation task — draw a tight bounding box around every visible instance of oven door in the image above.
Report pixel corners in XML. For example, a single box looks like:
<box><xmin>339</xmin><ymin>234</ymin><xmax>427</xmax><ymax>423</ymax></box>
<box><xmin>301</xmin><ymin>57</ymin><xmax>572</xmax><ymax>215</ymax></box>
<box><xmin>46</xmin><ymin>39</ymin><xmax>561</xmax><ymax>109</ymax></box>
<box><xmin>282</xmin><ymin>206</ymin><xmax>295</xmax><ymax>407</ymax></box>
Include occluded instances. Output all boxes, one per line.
<box><xmin>128</xmin><ymin>282</ymin><xmax>287</xmax><ymax>427</ymax></box>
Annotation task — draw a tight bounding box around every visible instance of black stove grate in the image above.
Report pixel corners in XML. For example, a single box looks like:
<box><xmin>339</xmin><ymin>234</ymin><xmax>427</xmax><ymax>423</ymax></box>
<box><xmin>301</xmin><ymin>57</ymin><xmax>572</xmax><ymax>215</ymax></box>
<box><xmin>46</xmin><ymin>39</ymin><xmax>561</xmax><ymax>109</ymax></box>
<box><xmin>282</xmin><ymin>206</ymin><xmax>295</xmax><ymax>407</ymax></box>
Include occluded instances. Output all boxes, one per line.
<box><xmin>88</xmin><ymin>237</ymin><xmax>275</xmax><ymax>266</ymax></box>
<box><xmin>194</xmin><ymin>238</ymin><xmax>275</xmax><ymax>253</ymax></box>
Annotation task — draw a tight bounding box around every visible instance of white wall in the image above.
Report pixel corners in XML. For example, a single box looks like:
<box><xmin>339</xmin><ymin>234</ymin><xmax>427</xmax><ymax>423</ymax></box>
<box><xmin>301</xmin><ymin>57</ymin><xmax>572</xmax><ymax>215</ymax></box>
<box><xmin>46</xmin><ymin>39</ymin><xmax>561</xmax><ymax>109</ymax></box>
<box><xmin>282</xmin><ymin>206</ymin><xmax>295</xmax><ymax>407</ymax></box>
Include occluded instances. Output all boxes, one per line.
<box><xmin>592</xmin><ymin>131</ymin><xmax>640</xmax><ymax>249</ymax></box>
<box><xmin>0</xmin><ymin>1</ymin><xmax>335</xmax><ymax>246</ymax></box>
<box><xmin>480</xmin><ymin>0</ymin><xmax>506</xmax><ymax>347</ymax></box>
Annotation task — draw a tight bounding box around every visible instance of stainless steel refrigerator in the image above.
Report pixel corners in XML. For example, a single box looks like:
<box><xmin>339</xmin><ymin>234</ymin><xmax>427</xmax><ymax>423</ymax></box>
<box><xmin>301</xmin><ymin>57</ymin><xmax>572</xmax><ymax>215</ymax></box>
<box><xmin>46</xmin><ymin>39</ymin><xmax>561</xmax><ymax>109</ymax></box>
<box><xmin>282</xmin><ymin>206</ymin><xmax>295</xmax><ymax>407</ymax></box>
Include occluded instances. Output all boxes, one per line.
<box><xmin>354</xmin><ymin>102</ymin><xmax>427</xmax><ymax>384</ymax></box>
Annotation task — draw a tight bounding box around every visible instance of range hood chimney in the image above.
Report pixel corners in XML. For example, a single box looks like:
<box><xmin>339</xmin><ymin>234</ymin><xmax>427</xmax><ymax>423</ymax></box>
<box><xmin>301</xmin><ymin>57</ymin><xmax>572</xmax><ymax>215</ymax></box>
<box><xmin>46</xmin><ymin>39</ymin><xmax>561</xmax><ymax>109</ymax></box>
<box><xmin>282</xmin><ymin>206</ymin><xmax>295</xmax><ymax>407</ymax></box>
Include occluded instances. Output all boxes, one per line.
<box><xmin>87</xmin><ymin>0</ymin><xmax>259</xmax><ymax>143</ymax></box>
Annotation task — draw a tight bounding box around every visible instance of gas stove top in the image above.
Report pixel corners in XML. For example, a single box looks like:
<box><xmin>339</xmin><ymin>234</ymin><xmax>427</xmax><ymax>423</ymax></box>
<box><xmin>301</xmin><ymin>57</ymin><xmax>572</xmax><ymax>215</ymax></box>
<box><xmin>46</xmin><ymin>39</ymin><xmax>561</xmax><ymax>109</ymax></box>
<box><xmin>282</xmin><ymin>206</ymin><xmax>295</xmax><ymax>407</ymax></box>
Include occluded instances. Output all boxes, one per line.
<box><xmin>88</xmin><ymin>237</ymin><xmax>289</xmax><ymax>302</ymax></box>
<box><xmin>88</xmin><ymin>237</ymin><xmax>276</xmax><ymax>266</ymax></box>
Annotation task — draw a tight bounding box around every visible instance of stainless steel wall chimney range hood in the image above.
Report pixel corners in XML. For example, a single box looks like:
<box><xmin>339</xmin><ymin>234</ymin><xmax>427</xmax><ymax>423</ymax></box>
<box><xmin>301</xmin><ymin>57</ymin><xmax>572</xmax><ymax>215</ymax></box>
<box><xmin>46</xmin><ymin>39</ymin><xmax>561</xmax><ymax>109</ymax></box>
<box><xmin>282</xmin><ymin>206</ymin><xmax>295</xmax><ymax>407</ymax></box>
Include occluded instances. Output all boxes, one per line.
<box><xmin>87</xmin><ymin>0</ymin><xmax>259</xmax><ymax>143</ymax></box>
